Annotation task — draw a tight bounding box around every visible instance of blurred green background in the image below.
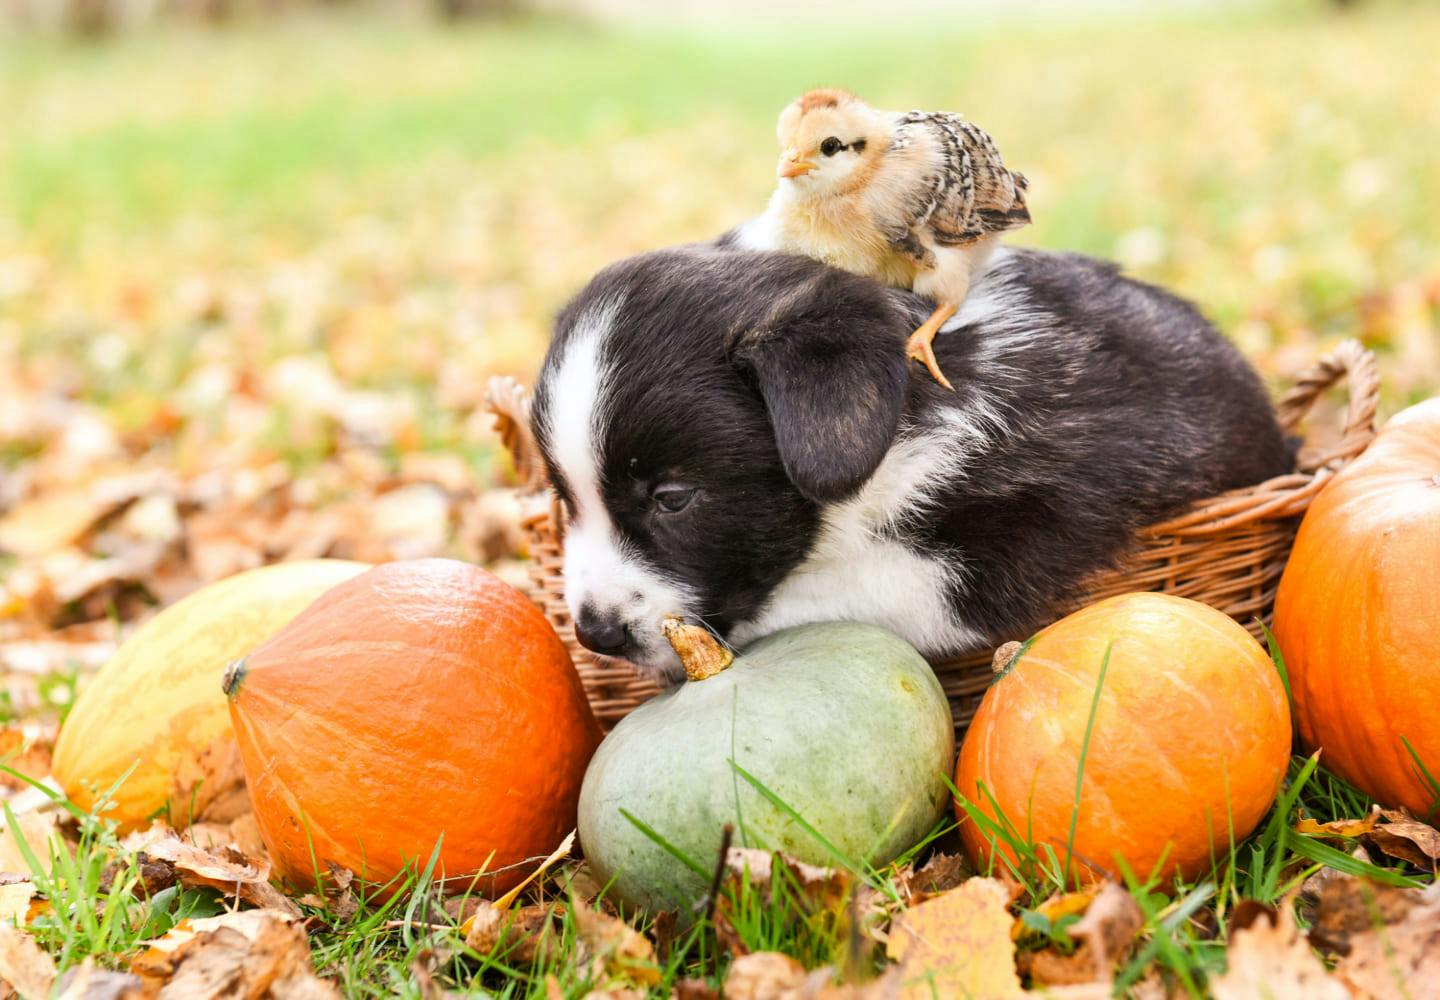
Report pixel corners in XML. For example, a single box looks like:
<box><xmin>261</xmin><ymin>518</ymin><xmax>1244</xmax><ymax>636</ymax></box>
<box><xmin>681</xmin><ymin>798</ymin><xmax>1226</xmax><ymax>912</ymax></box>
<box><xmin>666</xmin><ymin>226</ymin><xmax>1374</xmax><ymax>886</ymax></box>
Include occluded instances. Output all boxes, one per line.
<box><xmin>2</xmin><ymin>0</ymin><xmax>1437</xmax><ymax>473</ymax></box>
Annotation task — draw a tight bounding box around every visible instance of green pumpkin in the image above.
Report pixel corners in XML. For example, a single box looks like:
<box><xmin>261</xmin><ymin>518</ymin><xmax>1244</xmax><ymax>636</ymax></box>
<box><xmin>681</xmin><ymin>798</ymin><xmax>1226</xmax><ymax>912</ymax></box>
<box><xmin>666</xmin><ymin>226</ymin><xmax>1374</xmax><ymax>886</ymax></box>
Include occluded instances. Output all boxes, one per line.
<box><xmin>577</xmin><ymin>620</ymin><xmax>955</xmax><ymax>913</ymax></box>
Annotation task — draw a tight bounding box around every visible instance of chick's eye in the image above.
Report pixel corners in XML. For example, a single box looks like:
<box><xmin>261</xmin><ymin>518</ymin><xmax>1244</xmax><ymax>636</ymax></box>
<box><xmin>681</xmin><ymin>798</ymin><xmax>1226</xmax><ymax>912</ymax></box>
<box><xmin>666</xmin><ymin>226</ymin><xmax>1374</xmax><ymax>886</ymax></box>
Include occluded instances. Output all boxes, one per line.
<box><xmin>820</xmin><ymin>137</ymin><xmax>844</xmax><ymax>157</ymax></box>
<box><xmin>653</xmin><ymin>486</ymin><xmax>697</xmax><ymax>514</ymax></box>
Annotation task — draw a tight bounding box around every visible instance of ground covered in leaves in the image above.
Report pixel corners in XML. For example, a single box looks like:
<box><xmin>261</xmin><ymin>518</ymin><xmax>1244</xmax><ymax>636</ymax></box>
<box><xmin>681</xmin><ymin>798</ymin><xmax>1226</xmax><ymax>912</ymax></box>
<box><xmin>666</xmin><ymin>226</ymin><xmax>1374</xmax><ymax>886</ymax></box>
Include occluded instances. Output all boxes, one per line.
<box><xmin>2</xmin><ymin>1</ymin><xmax>1440</xmax><ymax>997</ymax></box>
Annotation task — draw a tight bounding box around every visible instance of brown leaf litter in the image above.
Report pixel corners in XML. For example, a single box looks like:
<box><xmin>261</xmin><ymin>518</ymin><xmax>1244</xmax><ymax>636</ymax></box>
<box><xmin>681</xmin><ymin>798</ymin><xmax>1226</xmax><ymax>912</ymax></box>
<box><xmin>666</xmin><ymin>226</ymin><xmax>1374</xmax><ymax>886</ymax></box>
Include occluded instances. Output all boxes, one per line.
<box><xmin>131</xmin><ymin>909</ymin><xmax>337</xmax><ymax>998</ymax></box>
<box><xmin>0</xmin><ymin>923</ymin><xmax>56</xmax><ymax>999</ymax></box>
<box><xmin>886</xmin><ymin>876</ymin><xmax>1023</xmax><ymax>1000</ymax></box>
<box><xmin>1210</xmin><ymin>894</ymin><xmax>1351</xmax><ymax>1000</ymax></box>
<box><xmin>128</xmin><ymin>834</ymin><xmax>300</xmax><ymax>918</ymax></box>
<box><xmin>724</xmin><ymin>952</ymin><xmax>901</xmax><ymax>1000</ymax></box>
<box><xmin>1297</xmin><ymin>804</ymin><xmax>1440</xmax><ymax>870</ymax></box>
<box><xmin>572</xmin><ymin>900</ymin><xmax>662</xmax><ymax>989</ymax></box>
<box><xmin>1019</xmin><ymin>883</ymin><xmax>1143</xmax><ymax>989</ymax></box>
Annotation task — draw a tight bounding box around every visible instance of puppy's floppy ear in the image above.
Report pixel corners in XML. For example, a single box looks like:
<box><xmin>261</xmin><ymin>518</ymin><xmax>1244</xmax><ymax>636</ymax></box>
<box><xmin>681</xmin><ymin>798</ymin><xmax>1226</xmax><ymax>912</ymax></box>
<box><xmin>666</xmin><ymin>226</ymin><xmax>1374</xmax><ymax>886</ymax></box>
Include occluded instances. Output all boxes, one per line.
<box><xmin>730</xmin><ymin>269</ymin><xmax>908</xmax><ymax>504</ymax></box>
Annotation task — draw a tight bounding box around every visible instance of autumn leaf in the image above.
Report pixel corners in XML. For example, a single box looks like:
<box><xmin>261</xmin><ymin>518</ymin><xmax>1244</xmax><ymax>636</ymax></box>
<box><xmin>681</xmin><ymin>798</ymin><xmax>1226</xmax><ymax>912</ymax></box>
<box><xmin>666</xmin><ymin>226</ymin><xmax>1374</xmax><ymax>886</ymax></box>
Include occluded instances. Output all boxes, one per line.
<box><xmin>53</xmin><ymin>959</ymin><xmax>146</xmax><ymax>1000</ymax></box>
<box><xmin>1019</xmin><ymin>883</ymin><xmax>1143</xmax><ymax>989</ymax></box>
<box><xmin>724</xmin><ymin>952</ymin><xmax>809</xmax><ymax>1000</ymax></box>
<box><xmin>1210</xmin><ymin>896</ymin><xmax>1349</xmax><ymax>1000</ymax></box>
<box><xmin>1310</xmin><ymin>875</ymin><xmax>1425</xmax><ymax>955</ymax></box>
<box><xmin>1334</xmin><ymin>882</ymin><xmax>1440</xmax><ymax>998</ymax></box>
<box><xmin>887</xmin><ymin>876</ymin><xmax>1023</xmax><ymax>1000</ymax></box>
<box><xmin>726</xmin><ymin>847</ymin><xmax>853</xmax><ymax>911</ymax></box>
<box><xmin>572</xmin><ymin>900</ymin><xmax>662</xmax><ymax>988</ymax></box>
<box><xmin>1296</xmin><ymin>806</ymin><xmax>1380</xmax><ymax>838</ymax></box>
<box><xmin>0</xmin><ymin>924</ymin><xmax>56</xmax><ymax>999</ymax></box>
<box><xmin>139</xmin><ymin>834</ymin><xmax>301</xmax><ymax>917</ymax></box>
<box><xmin>1367</xmin><ymin>810</ymin><xmax>1440</xmax><ymax>869</ymax></box>
<box><xmin>461</xmin><ymin>900</ymin><xmax>558</xmax><ymax>964</ymax></box>
<box><xmin>0</xmin><ymin>880</ymin><xmax>37</xmax><ymax>925</ymax></box>
<box><xmin>131</xmin><ymin>908</ymin><xmax>336</xmax><ymax>997</ymax></box>
<box><xmin>1013</xmin><ymin>888</ymin><xmax>1098</xmax><ymax>943</ymax></box>
<box><xmin>0</xmin><ymin>808</ymin><xmax>65</xmax><ymax>876</ymax></box>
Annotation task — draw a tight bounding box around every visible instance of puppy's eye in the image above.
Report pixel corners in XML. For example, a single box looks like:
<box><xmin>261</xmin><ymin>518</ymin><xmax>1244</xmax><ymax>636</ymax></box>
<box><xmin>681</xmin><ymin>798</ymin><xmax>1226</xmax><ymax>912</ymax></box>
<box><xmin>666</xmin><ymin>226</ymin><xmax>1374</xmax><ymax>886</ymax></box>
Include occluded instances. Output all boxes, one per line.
<box><xmin>652</xmin><ymin>485</ymin><xmax>697</xmax><ymax>514</ymax></box>
<box><xmin>820</xmin><ymin>136</ymin><xmax>844</xmax><ymax>157</ymax></box>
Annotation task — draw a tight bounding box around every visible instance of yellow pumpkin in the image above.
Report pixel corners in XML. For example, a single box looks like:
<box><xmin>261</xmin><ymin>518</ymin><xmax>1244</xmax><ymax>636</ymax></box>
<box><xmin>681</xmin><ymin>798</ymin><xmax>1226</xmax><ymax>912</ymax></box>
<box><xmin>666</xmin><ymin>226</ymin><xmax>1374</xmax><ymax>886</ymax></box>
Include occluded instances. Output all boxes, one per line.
<box><xmin>52</xmin><ymin>559</ymin><xmax>367</xmax><ymax>830</ymax></box>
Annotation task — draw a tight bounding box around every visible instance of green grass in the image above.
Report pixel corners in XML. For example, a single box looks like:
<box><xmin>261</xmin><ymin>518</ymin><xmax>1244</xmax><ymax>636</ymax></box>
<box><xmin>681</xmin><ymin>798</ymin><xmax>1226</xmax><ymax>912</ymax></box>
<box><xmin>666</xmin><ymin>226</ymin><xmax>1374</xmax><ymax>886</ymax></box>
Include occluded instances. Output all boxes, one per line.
<box><xmin>6</xmin><ymin>705</ymin><xmax>1434</xmax><ymax>997</ymax></box>
<box><xmin>2</xmin><ymin>1</ymin><xmax>1438</xmax><ymax>410</ymax></box>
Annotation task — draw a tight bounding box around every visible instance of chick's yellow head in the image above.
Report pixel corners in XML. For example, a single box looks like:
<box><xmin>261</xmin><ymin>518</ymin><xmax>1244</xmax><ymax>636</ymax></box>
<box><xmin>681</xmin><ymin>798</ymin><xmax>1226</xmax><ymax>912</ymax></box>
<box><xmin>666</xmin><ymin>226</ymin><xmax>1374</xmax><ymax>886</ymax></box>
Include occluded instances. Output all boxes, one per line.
<box><xmin>775</xmin><ymin>89</ymin><xmax>883</xmax><ymax>196</ymax></box>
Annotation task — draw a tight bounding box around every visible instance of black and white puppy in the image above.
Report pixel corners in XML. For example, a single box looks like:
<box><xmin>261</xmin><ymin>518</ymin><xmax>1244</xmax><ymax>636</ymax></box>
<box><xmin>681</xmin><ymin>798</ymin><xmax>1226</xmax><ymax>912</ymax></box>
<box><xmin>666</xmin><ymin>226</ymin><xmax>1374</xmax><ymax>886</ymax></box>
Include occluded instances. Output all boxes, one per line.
<box><xmin>532</xmin><ymin>246</ymin><xmax>1290</xmax><ymax>681</ymax></box>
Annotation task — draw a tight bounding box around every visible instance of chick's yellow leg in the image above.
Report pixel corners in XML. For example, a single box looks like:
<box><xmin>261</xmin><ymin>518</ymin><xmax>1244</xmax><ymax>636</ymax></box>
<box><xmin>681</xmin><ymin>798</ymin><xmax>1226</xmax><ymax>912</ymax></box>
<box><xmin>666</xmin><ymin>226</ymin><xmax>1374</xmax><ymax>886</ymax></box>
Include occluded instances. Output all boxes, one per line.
<box><xmin>906</xmin><ymin>302</ymin><xmax>958</xmax><ymax>390</ymax></box>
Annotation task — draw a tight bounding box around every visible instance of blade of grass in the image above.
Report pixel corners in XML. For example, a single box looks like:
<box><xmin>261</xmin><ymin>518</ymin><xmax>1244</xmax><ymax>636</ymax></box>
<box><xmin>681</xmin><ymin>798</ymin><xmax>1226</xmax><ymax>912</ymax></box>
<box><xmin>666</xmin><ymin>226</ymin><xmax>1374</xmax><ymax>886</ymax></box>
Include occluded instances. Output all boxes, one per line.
<box><xmin>1063</xmin><ymin>640</ymin><xmax>1113</xmax><ymax>889</ymax></box>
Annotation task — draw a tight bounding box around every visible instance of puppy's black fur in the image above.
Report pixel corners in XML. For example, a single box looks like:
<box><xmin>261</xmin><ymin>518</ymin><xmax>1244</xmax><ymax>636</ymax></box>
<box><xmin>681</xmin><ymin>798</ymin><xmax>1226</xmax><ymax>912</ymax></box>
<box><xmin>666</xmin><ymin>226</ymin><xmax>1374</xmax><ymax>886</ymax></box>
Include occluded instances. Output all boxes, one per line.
<box><xmin>533</xmin><ymin>245</ymin><xmax>1291</xmax><ymax>669</ymax></box>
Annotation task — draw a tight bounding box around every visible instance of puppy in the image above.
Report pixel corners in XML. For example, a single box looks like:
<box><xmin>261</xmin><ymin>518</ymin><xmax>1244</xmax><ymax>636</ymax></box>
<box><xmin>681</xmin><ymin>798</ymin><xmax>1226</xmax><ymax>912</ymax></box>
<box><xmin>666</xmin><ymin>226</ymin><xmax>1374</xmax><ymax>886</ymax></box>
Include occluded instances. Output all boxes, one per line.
<box><xmin>532</xmin><ymin>246</ymin><xmax>1291</xmax><ymax>682</ymax></box>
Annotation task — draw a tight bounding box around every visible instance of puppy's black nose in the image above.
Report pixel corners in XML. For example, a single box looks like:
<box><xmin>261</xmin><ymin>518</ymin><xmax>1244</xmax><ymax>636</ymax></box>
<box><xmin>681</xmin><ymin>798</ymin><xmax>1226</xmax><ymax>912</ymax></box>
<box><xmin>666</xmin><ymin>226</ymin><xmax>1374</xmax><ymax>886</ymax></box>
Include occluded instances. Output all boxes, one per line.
<box><xmin>574</xmin><ymin>607</ymin><xmax>632</xmax><ymax>657</ymax></box>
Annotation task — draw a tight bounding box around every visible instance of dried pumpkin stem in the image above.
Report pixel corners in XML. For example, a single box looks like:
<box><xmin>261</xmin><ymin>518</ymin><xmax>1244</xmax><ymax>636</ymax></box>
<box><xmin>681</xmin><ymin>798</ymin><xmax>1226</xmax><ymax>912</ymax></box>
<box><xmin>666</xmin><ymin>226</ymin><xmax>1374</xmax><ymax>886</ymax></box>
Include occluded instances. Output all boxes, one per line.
<box><xmin>991</xmin><ymin>641</ymin><xmax>1023</xmax><ymax>675</ymax></box>
<box><xmin>221</xmin><ymin>657</ymin><xmax>248</xmax><ymax>698</ymax></box>
<box><xmin>662</xmin><ymin>617</ymin><xmax>734</xmax><ymax>682</ymax></box>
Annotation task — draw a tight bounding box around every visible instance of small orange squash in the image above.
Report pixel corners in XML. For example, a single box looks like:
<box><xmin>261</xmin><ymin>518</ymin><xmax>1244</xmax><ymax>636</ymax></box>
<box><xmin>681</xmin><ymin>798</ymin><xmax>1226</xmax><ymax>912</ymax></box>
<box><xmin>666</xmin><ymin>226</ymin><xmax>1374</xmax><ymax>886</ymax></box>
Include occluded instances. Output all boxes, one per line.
<box><xmin>1275</xmin><ymin>397</ymin><xmax>1440</xmax><ymax>816</ymax></box>
<box><xmin>954</xmin><ymin>593</ymin><xmax>1291</xmax><ymax>882</ymax></box>
<box><xmin>225</xmin><ymin>558</ymin><xmax>602</xmax><ymax>895</ymax></box>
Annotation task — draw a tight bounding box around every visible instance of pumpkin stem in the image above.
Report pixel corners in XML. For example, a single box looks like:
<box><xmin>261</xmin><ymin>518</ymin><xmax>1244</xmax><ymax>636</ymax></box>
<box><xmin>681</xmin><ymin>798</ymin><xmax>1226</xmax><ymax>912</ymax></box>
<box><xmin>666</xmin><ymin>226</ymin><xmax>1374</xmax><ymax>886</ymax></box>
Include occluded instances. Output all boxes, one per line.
<box><xmin>662</xmin><ymin>617</ymin><xmax>734</xmax><ymax>682</ymax></box>
<box><xmin>991</xmin><ymin>641</ymin><xmax>1022</xmax><ymax>675</ymax></box>
<box><xmin>221</xmin><ymin>657</ymin><xmax>248</xmax><ymax>698</ymax></box>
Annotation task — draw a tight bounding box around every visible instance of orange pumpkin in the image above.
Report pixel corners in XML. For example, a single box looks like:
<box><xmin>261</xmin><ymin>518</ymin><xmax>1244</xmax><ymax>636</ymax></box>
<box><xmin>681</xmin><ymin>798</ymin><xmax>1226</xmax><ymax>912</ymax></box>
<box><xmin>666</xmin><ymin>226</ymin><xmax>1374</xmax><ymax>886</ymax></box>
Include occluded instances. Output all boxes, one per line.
<box><xmin>225</xmin><ymin>558</ymin><xmax>602</xmax><ymax>895</ymax></box>
<box><xmin>1275</xmin><ymin>397</ymin><xmax>1440</xmax><ymax>816</ymax></box>
<box><xmin>954</xmin><ymin>593</ymin><xmax>1292</xmax><ymax>882</ymax></box>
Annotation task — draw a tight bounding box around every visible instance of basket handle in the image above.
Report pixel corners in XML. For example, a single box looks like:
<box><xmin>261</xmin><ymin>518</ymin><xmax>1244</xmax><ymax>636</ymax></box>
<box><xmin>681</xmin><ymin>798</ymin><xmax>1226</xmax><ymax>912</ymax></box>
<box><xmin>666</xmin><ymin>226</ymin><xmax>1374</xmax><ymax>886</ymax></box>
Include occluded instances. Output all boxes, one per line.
<box><xmin>1272</xmin><ymin>338</ymin><xmax>1380</xmax><ymax>474</ymax></box>
<box><xmin>484</xmin><ymin>376</ymin><xmax>549</xmax><ymax>494</ymax></box>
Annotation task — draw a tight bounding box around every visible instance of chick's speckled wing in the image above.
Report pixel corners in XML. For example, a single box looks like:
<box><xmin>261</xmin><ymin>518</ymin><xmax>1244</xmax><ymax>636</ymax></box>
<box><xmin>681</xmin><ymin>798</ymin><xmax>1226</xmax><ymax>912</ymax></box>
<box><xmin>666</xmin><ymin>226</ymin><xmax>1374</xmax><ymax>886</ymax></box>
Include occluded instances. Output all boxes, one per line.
<box><xmin>891</xmin><ymin>111</ymin><xmax>1031</xmax><ymax>250</ymax></box>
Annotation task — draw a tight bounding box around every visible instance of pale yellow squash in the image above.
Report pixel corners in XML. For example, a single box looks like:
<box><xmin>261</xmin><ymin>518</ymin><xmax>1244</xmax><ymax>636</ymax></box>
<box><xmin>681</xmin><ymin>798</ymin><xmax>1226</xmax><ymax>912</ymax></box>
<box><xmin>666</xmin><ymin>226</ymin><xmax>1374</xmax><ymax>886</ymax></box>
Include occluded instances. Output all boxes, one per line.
<box><xmin>52</xmin><ymin>559</ymin><xmax>368</xmax><ymax>830</ymax></box>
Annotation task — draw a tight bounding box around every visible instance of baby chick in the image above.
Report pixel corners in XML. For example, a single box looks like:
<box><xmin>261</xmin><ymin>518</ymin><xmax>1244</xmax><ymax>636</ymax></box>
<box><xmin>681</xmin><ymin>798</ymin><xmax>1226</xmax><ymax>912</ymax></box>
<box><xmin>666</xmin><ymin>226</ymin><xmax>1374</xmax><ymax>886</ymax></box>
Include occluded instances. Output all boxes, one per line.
<box><xmin>759</xmin><ymin>88</ymin><xmax>1031</xmax><ymax>389</ymax></box>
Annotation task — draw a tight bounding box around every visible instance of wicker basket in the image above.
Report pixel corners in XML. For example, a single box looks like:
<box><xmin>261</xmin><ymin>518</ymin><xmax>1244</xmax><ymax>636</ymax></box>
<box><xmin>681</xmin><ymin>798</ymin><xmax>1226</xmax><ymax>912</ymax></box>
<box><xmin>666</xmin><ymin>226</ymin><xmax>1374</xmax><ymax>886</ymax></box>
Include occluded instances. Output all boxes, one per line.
<box><xmin>486</xmin><ymin>339</ymin><xmax>1380</xmax><ymax>738</ymax></box>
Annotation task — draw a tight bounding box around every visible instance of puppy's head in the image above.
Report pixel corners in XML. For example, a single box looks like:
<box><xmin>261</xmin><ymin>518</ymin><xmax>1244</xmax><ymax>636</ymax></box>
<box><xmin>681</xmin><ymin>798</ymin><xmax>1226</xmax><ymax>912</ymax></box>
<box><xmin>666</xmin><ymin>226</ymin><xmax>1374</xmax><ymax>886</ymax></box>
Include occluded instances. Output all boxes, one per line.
<box><xmin>532</xmin><ymin>248</ymin><xmax>908</xmax><ymax>680</ymax></box>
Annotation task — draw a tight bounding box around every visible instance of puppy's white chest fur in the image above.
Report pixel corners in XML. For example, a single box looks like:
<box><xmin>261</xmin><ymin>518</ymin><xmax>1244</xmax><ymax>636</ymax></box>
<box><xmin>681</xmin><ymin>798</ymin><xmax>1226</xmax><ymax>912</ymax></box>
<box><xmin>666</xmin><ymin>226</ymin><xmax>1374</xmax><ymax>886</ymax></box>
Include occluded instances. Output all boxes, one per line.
<box><xmin>727</xmin><ymin>426</ymin><xmax>988</xmax><ymax>654</ymax></box>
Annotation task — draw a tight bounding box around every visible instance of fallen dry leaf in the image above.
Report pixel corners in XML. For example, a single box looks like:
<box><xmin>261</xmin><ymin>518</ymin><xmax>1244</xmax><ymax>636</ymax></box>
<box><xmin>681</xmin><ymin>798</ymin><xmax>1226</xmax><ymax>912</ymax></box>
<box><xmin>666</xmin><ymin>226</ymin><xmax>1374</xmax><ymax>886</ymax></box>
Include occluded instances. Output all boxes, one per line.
<box><xmin>724</xmin><ymin>954</ymin><xmax>900</xmax><ymax>1000</ymax></box>
<box><xmin>1296</xmin><ymin>806</ymin><xmax>1380</xmax><ymax>839</ymax></box>
<box><xmin>0</xmin><ymin>809</ymin><xmax>63</xmax><ymax>876</ymax></box>
<box><xmin>672</xmin><ymin>978</ymin><xmax>722</xmax><ymax>1000</ymax></box>
<box><xmin>0</xmin><ymin>923</ymin><xmax>56</xmax><ymax>999</ymax></box>
<box><xmin>1367</xmin><ymin>810</ymin><xmax>1440</xmax><ymax>869</ymax></box>
<box><xmin>1067</xmin><ymin>883</ymin><xmax>1144</xmax><ymax>973</ymax></box>
<box><xmin>0</xmin><ymin>730</ymin><xmax>54</xmax><ymax>793</ymax></box>
<box><xmin>462</xmin><ymin>900</ymin><xmax>557</xmax><ymax>964</ymax></box>
<box><xmin>572</xmin><ymin>901</ymin><xmax>661</xmax><ymax>988</ymax></box>
<box><xmin>53</xmin><ymin>959</ymin><xmax>146</xmax><ymax>1000</ymax></box>
<box><xmin>131</xmin><ymin>909</ymin><xmax>335</xmax><ymax>998</ymax></box>
<box><xmin>494</xmin><ymin>829</ymin><xmax>574</xmax><ymax>910</ymax></box>
<box><xmin>724</xmin><ymin>952</ymin><xmax>808</xmax><ymax>999</ymax></box>
<box><xmin>1013</xmin><ymin>888</ymin><xmax>1099</xmax><ymax>943</ymax></box>
<box><xmin>1334</xmin><ymin>882</ymin><xmax>1440</xmax><ymax>998</ymax></box>
<box><xmin>1210</xmin><ymin>896</ymin><xmax>1349</xmax><ymax>1000</ymax></box>
<box><xmin>1310</xmin><ymin>875</ymin><xmax>1425</xmax><ymax>955</ymax></box>
<box><xmin>183</xmin><ymin>812</ymin><xmax>268</xmax><ymax>863</ymax></box>
<box><xmin>1019</xmin><ymin>884</ymin><xmax>1143</xmax><ymax>989</ymax></box>
<box><xmin>727</xmin><ymin>847</ymin><xmax>853</xmax><ymax>911</ymax></box>
<box><xmin>904</xmin><ymin>852</ymin><xmax>969</xmax><ymax>899</ymax></box>
<box><xmin>0</xmin><ymin>487</ymin><xmax>120</xmax><ymax>559</ymax></box>
<box><xmin>0</xmin><ymin>881</ymin><xmax>36</xmax><ymax>925</ymax></box>
<box><xmin>887</xmin><ymin>876</ymin><xmax>1023</xmax><ymax>1000</ymax></box>
<box><xmin>140</xmin><ymin>835</ymin><xmax>301</xmax><ymax>918</ymax></box>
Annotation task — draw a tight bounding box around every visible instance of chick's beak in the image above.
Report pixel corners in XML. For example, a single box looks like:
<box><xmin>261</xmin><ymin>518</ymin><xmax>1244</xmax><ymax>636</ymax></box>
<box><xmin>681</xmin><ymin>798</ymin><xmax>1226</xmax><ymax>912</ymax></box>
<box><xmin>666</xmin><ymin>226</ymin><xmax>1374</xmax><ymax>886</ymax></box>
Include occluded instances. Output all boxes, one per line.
<box><xmin>778</xmin><ymin>149</ymin><xmax>816</xmax><ymax>179</ymax></box>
